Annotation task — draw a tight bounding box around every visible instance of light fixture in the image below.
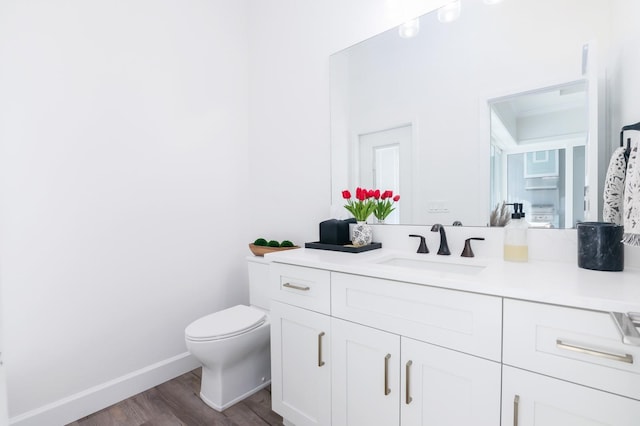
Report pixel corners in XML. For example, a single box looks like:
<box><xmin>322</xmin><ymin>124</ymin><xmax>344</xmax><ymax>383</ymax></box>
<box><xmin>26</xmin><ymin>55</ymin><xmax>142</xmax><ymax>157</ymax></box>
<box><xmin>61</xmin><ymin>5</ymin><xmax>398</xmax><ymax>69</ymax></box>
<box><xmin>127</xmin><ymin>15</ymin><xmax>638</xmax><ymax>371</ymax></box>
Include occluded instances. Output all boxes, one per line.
<box><xmin>398</xmin><ymin>18</ymin><xmax>420</xmax><ymax>38</ymax></box>
<box><xmin>438</xmin><ymin>0</ymin><xmax>461</xmax><ymax>23</ymax></box>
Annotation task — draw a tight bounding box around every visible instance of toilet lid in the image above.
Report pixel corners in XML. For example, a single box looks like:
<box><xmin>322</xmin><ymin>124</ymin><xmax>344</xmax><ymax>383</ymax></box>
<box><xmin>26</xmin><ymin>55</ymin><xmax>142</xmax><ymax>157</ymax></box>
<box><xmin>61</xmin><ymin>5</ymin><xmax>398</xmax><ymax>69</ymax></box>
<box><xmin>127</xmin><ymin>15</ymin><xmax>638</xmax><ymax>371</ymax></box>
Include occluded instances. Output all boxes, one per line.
<box><xmin>185</xmin><ymin>305</ymin><xmax>266</xmax><ymax>341</ymax></box>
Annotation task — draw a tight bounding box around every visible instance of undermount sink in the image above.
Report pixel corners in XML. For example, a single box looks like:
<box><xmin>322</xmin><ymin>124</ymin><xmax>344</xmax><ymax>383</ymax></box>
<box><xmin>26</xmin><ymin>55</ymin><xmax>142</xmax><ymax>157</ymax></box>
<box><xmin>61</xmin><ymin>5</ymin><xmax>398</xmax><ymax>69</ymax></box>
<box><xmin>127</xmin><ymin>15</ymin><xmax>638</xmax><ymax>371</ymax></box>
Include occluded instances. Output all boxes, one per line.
<box><xmin>376</xmin><ymin>256</ymin><xmax>487</xmax><ymax>276</ymax></box>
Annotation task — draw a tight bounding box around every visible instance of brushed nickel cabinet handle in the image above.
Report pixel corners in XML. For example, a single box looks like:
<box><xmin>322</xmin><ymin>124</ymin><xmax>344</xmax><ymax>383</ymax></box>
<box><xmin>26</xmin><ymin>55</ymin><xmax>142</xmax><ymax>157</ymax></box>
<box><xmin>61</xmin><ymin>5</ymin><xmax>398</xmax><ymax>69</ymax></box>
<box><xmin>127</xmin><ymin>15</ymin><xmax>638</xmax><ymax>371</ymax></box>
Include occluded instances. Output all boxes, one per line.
<box><xmin>283</xmin><ymin>282</ymin><xmax>310</xmax><ymax>291</ymax></box>
<box><xmin>318</xmin><ymin>332</ymin><xmax>325</xmax><ymax>367</ymax></box>
<box><xmin>384</xmin><ymin>354</ymin><xmax>391</xmax><ymax>396</ymax></box>
<box><xmin>405</xmin><ymin>360</ymin><xmax>413</xmax><ymax>405</ymax></box>
<box><xmin>556</xmin><ymin>339</ymin><xmax>633</xmax><ymax>364</ymax></box>
<box><xmin>513</xmin><ymin>395</ymin><xmax>519</xmax><ymax>426</ymax></box>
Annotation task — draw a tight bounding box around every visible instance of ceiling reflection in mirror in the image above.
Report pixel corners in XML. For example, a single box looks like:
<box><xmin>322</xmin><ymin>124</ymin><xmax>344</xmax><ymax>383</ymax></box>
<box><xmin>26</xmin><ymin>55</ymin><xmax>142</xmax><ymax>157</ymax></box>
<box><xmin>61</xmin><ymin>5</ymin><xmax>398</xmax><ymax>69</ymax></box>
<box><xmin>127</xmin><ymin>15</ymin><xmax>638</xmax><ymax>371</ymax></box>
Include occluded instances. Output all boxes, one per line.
<box><xmin>330</xmin><ymin>0</ymin><xmax>623</xmax><ymax>228</ymax></box>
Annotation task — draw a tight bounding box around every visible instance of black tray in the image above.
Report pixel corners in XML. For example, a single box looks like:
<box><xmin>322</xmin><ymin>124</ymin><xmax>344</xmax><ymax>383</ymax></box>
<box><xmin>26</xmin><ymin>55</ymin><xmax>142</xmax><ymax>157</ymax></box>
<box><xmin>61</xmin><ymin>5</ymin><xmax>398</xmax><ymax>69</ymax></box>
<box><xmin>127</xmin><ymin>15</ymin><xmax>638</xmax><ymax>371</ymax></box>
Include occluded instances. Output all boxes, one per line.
<box><xmin>304</xmin><ymin>241</ymin><xmax>382</xmax><ymax>253</ymax></box>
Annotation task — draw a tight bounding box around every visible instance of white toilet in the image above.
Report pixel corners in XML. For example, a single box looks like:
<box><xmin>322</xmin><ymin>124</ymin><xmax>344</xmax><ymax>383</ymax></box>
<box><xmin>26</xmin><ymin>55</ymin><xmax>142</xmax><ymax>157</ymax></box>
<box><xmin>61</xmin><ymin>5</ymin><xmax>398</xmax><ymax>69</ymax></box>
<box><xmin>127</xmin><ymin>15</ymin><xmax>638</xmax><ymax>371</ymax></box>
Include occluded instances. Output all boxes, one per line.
<box><xmin>185</xmin><ymin>256</ymin><xmax>271</xmax><ymax>411</ymax></box>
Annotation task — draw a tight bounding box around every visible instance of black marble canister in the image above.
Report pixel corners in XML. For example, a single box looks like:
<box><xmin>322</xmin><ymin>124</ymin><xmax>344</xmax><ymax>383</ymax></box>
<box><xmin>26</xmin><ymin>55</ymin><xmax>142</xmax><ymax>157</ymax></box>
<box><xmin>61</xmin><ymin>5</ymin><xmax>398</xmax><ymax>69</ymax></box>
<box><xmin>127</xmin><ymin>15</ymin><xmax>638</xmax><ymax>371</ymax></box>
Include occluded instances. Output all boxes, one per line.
<box><xmin>577</xmin><ymin>222</ymin><xmax>624</xmax><ymax>271</ymax></box>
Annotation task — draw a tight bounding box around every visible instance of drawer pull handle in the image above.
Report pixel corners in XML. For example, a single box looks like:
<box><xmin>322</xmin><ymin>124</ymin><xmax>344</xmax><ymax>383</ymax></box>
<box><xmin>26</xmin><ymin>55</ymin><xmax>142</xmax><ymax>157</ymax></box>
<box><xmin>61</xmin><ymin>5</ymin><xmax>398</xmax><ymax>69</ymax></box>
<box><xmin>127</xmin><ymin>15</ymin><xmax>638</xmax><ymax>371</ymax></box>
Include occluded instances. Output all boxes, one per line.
<box><xmin>556</xmin><ymin>339</ymin><xmax>633</xmax><ymax>364</ymax></box>
<box><xmin>283</xmin><ymin>282</ymin><xmax>310</xmax><ymax>291</ymax></box>
<box><xmin>513</xmin><ymin>395</ymin><xmax>519</xmax><ymax>426</ymax></box>
<box><xmin>384</xmin><ymin>354</ymin><xmax>391</xmax><ymax>396</ymax></box>
<box><xmin>610</xmin><ymin>312</ymin><xmax>640</xmax><ymax>346</ymax></box>
<box><xmin>318</xmin><ymin>332</ymin><xmax>325</xmax><ymax>367</ymax></box>
<box><xmin>405</xmin><ymin>360</ymin><xmax>413</xmax><ymax>405</ymax></box>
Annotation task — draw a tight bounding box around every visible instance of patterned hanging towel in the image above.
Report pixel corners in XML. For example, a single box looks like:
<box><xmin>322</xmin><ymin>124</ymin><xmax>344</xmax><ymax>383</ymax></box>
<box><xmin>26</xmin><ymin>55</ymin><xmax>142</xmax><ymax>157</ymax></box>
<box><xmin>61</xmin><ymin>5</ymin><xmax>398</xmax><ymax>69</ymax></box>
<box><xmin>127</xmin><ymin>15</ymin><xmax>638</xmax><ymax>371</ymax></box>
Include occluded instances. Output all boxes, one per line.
<box><xmin>603</xmin><ymin>147</ymin><xmax>627</xmax><ymax>225</ymax></box>
<box><xmin>623</xmin><ymin>145</ymin><xmax>640</xmax><ymax>246</ymax></box>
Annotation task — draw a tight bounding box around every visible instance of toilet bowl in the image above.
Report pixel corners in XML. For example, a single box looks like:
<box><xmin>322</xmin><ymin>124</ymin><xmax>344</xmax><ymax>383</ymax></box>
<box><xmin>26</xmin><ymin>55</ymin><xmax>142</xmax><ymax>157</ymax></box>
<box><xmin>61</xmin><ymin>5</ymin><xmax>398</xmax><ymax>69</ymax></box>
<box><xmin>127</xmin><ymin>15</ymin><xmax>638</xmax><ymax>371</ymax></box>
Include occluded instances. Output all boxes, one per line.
<box><xmin>185</xmin><ymin>257</ymin><xmax>271</xmax><ymax>411</ymax></box>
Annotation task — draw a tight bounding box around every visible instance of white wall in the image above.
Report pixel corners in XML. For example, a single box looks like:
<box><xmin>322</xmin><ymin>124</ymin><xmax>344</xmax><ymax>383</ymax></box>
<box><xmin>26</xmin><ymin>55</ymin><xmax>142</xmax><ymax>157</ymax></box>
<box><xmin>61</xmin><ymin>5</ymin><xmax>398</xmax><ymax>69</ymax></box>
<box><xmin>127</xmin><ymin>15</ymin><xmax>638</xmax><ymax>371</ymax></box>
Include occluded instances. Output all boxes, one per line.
<box><xmin>0</xmin><ymin>0</ymin><xmax>251</xmax><ymax>423</ymax></box>
<box><xmin>0</xmin><ymin>285</ymin><xmax>7</xmax><ymax>424</ymax></box>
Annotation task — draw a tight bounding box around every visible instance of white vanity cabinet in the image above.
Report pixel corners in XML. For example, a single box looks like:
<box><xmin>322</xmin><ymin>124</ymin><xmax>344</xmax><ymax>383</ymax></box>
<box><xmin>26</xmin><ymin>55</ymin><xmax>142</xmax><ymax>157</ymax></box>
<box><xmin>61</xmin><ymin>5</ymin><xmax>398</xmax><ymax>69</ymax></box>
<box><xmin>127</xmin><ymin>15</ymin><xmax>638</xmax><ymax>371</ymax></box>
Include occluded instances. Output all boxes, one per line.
<box><xmin>331</xmin><ymin>272</ymin><xmax>502</xmax><ymax>426</ymax></box>
<box><xmin>270</xmin><ymin>262</ymin><xmax>503</xmax><ymax>426</ymax></box>
<box><xmin>269</xmin><ymin>252</ymin><xmax>640</xmax><ymax>426</ymax></box>
<box><xmin>270</xmin><ymin>264</ymin><xmax>332</xmax><ymax>426</ymax></box>
<box><xmin>502</xmin><ymin>299</ymin><xmax>640</xmax><ymax>425</ymax></box>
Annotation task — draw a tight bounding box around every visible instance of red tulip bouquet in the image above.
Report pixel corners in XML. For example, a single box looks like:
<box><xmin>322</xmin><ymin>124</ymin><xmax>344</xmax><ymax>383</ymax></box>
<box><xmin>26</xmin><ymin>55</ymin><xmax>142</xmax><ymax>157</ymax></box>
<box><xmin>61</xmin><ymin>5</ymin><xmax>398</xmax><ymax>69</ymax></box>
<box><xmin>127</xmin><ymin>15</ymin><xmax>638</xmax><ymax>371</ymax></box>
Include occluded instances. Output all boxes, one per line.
<box><xmin>342</xmin><ymin>188</ymin><xmax>377</xmax><ymax>222</ymax></box>
<box><xmin>373</xmin><ymin>190</ymin><xmax>400</xmax><ymax>222</ymax></box>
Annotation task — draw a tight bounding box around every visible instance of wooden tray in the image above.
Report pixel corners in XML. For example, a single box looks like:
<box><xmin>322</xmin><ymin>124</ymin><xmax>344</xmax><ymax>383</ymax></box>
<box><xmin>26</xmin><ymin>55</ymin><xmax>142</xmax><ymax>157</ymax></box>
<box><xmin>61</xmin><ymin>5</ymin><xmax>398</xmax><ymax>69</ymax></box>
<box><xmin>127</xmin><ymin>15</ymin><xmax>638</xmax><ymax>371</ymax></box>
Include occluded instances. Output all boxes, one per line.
<box><xmin>248</xmin><ymin>243</ymin><xmax>300</xmax><ymax>257</ymax></box>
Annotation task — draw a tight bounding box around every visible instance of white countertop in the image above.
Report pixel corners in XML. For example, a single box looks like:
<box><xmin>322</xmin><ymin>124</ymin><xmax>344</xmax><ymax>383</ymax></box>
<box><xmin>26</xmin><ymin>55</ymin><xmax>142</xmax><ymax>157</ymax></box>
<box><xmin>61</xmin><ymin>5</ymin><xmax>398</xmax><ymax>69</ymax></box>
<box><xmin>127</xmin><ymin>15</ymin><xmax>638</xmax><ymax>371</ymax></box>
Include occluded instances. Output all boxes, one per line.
<box><xmin>264</xmin><ymin>247</ymin><xmax>640</xmax><ymax>314</ymax></box>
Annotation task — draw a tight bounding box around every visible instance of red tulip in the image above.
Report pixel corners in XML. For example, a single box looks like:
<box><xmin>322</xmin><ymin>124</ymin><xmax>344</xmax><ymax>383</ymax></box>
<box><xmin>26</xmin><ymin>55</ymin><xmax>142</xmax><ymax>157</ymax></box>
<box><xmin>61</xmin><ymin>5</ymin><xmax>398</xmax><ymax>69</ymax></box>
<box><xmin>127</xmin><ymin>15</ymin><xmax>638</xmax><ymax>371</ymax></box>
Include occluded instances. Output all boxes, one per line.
<box><xmin>393</xmin><ymin>195</ymin><xmax>400</xmax><ymax>202</ymax></box>
<box><xmin>342</xmin><ymin>190</ymin><xmax>351</xmax><ymax>199</ymax></box>
<box><xmin>374</xmin><ymin>189</ymin><xmax>381</xmax><ymax>199</ymax></box>
<box><xmin>356</xmin><ymin>187</ymin><xmax>366</xmax><ymax>201</ymax></box>
<box><xmin>367</xmin><ymin>189</ymin><xmax>375</xmax><ymax>198</ymax></box>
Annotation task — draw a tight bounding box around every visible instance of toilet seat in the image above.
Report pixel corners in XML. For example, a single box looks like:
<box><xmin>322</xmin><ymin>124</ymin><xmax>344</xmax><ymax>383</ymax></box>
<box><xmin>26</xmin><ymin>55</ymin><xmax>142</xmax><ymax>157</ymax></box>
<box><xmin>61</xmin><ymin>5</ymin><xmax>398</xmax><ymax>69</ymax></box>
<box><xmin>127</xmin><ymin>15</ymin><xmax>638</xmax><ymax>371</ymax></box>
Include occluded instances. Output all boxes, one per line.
<box><xmin>185</xmin><ymin>305</ymin><xmax>266</xmax><ymax>342</ymax></box>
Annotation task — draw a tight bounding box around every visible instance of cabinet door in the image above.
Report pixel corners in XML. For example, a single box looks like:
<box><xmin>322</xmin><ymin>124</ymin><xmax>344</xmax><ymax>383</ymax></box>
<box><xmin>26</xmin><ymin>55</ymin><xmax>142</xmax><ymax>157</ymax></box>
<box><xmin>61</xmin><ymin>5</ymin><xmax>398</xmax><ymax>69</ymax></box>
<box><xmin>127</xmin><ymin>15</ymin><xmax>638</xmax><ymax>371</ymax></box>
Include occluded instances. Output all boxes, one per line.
<box><xmin>401</xmin><ymin>337</ymin><xmax>501</xmax><ymax>426</ymax></box>
<box><xmin>502</xmin><ymin>366</ymin><xmax>640</xmax><ymax>426</ymax></box>
<box><xmin>271</xmin><ymin>301</ymin><xmax>331</xmax><ymax>426</ymax></box>
<box><xmin>332</xmin><ymin>318</ymin><xmax>401</xmax><ymax>426</ymax></box>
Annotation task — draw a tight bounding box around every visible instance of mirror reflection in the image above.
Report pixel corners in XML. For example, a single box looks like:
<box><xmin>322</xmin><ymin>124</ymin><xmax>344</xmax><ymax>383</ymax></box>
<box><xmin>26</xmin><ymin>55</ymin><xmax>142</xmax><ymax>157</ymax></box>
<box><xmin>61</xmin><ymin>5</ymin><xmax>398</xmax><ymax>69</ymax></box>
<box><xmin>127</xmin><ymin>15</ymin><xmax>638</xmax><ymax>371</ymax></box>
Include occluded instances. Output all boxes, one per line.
<box><xmin>490</xmin><ymin>81</ymin><xmax>588</xmax><ymax>228</ymax></box>
<box><xmin>330</xmin><ymin>0</ymin><xmax>624</xmax><ymax>228</ymax></box>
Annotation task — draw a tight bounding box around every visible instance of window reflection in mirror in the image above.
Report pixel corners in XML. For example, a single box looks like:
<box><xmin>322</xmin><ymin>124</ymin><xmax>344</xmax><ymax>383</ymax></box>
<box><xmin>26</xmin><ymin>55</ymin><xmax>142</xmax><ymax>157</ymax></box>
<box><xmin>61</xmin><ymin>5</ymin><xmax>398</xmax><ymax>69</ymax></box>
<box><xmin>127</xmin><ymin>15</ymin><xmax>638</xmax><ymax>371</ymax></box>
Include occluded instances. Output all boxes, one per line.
<box><xmin>489</xmin><ymin>81</ymin><xmax>588</xmax><ymax>228</ymax></box>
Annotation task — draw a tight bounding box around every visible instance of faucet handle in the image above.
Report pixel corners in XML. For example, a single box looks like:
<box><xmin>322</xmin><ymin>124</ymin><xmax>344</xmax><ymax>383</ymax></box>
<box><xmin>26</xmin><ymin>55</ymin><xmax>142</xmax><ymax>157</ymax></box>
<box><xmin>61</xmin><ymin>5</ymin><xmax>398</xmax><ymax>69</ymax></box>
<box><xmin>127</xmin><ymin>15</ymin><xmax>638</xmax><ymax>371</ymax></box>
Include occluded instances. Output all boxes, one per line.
<box><xmin>409</xmin><ymin>234</ymin><xmax>429</xmax><ymax>253</ymax></box>
<box><xmin>461</xmin><ymin>237</ymin><xmax>485</xmax><ymax>257</ymax></box>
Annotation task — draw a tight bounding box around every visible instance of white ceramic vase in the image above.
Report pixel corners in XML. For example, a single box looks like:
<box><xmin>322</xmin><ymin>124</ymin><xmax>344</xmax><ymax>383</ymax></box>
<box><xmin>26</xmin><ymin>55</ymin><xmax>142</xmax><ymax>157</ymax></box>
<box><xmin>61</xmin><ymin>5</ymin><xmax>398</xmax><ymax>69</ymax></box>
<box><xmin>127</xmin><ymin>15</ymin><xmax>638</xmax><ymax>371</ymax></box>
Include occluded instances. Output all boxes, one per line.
<box><xmin>352</xmin><ymin>221</ymin><xmax>373</xmax><ymax>247</ymax></box>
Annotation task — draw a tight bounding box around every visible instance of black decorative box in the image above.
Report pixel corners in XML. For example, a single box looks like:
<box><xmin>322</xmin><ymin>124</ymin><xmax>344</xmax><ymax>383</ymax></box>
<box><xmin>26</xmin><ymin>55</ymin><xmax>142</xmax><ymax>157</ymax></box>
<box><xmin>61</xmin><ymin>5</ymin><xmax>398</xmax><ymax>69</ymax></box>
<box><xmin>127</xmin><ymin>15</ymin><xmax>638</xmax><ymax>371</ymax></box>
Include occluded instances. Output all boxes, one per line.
<box><xmin>319</xmin><ymin>218</ymin><xmax>356</xmax><ymax>245</ymax></box>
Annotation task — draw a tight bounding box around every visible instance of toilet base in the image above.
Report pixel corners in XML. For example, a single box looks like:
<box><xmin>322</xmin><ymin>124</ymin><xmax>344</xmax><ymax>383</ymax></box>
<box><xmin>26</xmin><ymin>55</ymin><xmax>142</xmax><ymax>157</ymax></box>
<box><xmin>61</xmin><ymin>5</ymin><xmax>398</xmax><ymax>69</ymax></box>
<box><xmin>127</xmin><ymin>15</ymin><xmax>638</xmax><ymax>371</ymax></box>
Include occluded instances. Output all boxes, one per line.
<box><xmin>200</xmin><ymin>380</ymin><xmax>271</xmax><ymax>412</ymax></box>
<box><xmin>197</xmin><ymin>330</ymin><xmax>271</xmax><ymax>412</ymax></box>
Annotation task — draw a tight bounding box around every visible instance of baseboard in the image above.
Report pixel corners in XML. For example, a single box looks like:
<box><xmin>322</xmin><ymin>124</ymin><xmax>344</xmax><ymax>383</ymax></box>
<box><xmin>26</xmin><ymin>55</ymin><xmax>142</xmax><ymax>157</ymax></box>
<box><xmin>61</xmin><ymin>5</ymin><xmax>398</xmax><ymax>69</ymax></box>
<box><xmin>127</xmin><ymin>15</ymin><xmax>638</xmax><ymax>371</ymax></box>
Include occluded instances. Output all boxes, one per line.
<box><xmin>9</xmin><ymin>352</ymin><xmax>200</xmax><ymax>426</ymax></box>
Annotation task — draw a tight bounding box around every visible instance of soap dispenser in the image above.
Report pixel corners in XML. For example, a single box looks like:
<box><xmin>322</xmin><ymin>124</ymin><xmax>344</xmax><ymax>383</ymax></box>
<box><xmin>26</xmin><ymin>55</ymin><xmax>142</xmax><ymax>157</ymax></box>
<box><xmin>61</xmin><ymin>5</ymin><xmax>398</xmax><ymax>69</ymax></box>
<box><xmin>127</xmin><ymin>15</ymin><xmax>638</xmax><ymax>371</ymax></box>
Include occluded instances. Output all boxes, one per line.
<box><xmin>504</xmin><ymin>203</ymin><xmax>528</xmax><ymax>262</ymax></box>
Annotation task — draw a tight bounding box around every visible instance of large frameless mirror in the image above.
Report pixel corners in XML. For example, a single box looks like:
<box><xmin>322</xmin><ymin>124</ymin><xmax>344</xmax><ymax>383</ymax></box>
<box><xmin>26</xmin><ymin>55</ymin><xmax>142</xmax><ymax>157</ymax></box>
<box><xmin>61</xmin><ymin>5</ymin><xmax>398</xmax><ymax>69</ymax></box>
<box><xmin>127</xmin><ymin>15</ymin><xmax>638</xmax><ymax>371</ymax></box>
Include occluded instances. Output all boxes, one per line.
<box><xmin>330</xmin><ymin>0</ymin><xmax>627</xmax><ymax>228</ymax></box>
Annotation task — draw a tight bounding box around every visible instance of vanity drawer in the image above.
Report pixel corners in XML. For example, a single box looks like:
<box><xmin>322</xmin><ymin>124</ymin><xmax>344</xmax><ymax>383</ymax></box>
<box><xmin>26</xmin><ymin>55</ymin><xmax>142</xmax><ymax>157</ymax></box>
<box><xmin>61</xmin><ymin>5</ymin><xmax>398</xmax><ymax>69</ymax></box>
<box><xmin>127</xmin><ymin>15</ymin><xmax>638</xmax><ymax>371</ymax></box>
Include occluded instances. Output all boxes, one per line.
<box><xmin>503</xmin><ymin>299</ymin><xmax>640</xmax><ymax>400</ymax></box>
<box><xmin>270</xmin><ymin>263</ymin><xmax>330</xmax><ymax>314</ymax></box>
<box><xmin>331</xmin><ymin>272</ymin><xmax>502</xmax><ymax>361</ymax></box>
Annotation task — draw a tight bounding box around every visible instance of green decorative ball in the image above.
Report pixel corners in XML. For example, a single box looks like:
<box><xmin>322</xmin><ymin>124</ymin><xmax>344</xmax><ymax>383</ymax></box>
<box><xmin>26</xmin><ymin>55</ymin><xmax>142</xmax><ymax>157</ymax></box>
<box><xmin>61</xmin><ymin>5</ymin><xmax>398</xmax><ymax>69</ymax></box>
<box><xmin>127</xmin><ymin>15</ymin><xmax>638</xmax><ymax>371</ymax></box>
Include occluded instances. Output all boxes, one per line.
<box><xmin>254</xmin><ymin>238</ymin><xmax>268</xmax><ymax>246</ymax></box>
<box><xmin>267</xmin><ymin>240</ymin><xmax>280</xmax><ymax>247</ymax></box>
<box><xmin>280</xmin><ymin>240</ymin><xmax>294</xmax><ymax>247</ymax></box>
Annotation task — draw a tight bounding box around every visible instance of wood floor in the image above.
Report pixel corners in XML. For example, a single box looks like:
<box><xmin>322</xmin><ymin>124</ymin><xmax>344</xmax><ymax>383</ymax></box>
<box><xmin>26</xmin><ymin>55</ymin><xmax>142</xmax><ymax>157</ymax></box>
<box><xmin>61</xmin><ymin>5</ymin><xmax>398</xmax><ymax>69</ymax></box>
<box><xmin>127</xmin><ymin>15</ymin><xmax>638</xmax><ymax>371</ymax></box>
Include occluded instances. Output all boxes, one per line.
<box><xmin>67</xmin><ymin>369</ymin><xmax>284</xmax><ymax>426</ymax></box>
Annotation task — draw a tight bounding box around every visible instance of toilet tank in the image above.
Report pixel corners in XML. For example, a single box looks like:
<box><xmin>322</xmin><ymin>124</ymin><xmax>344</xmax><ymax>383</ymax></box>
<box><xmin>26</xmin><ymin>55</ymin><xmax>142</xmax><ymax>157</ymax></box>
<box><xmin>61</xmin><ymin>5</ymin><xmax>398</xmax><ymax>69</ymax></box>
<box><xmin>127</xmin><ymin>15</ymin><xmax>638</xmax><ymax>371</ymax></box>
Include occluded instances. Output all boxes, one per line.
<box><xmin>247</xmin><ymin>256</ymin><xmax>270</xmax><ymax>311</ymax></box>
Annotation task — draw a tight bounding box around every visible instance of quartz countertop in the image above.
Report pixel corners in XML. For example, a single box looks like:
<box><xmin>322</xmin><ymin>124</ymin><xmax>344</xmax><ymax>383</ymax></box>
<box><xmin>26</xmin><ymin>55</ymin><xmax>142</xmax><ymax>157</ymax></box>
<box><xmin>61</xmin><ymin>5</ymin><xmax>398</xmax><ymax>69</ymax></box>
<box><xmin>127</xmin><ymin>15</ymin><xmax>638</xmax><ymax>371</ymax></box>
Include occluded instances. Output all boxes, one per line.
<box><xmin>264</xmin><ymin>247</ymin><xmax>640</xmax><ymax>314</ymax></box>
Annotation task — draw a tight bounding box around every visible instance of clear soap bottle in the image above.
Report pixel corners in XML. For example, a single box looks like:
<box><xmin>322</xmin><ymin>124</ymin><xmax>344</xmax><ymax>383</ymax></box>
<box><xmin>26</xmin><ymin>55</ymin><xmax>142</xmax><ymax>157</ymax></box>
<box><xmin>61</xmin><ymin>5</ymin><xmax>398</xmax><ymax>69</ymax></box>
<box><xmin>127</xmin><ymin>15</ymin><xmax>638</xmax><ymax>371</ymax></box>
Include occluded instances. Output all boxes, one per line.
<box><xmin>504</xmin><ymin>203</ymin><xmax>528</xmax><ymax>262</ymax></box>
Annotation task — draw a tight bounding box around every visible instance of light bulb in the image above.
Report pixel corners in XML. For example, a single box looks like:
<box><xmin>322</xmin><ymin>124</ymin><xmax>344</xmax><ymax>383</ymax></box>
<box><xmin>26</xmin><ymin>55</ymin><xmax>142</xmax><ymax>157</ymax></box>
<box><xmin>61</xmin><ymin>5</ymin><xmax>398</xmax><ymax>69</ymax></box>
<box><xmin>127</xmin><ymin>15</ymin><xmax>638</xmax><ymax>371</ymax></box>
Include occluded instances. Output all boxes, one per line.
<box><xmin>398</xmin><ymin>18</ymin><xmax>420</xmax><ymax>38</ymax></box>
<box><xmin>438</xmin><ymin>1</ymin><xmax>461</xmax><ymax>23</ymax></box>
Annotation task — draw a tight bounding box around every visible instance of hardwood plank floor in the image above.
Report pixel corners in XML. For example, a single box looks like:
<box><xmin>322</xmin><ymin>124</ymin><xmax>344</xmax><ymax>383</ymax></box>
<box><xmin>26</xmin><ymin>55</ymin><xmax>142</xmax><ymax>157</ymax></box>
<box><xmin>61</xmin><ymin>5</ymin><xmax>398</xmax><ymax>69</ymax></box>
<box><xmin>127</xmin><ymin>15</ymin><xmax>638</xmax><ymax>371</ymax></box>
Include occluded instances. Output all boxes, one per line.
<box><xmin>67</xmin><ymin>369</ymin><xmax>283</xmax><ymax>426</ymax></box>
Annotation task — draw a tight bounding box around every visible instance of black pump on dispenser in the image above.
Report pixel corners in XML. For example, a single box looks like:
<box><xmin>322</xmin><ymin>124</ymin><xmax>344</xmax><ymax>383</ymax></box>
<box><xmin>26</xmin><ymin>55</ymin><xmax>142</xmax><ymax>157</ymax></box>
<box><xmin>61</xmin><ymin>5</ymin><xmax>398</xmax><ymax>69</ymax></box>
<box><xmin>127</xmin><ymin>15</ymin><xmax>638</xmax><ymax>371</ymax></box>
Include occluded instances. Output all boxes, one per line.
<box><xmin>504</xmin><ymin>203</ymin><xmax>528</xmax><ymax>262</ymax></box>
<box><xmin>508</xmin><ymin>203</ymin><xmax>525</xmax><ymax>219</ymax></box>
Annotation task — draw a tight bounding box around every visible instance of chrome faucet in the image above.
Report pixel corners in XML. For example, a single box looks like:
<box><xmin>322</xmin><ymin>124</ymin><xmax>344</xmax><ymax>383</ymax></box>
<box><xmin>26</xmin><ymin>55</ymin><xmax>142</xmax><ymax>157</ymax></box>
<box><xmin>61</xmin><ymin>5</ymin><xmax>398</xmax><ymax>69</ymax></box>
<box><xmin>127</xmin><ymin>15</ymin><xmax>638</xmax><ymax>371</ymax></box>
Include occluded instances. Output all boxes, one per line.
<box><xmin>430</xmin><ymin>224</ymin><xmax>451</xmax><ymax>255</ymax></box>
